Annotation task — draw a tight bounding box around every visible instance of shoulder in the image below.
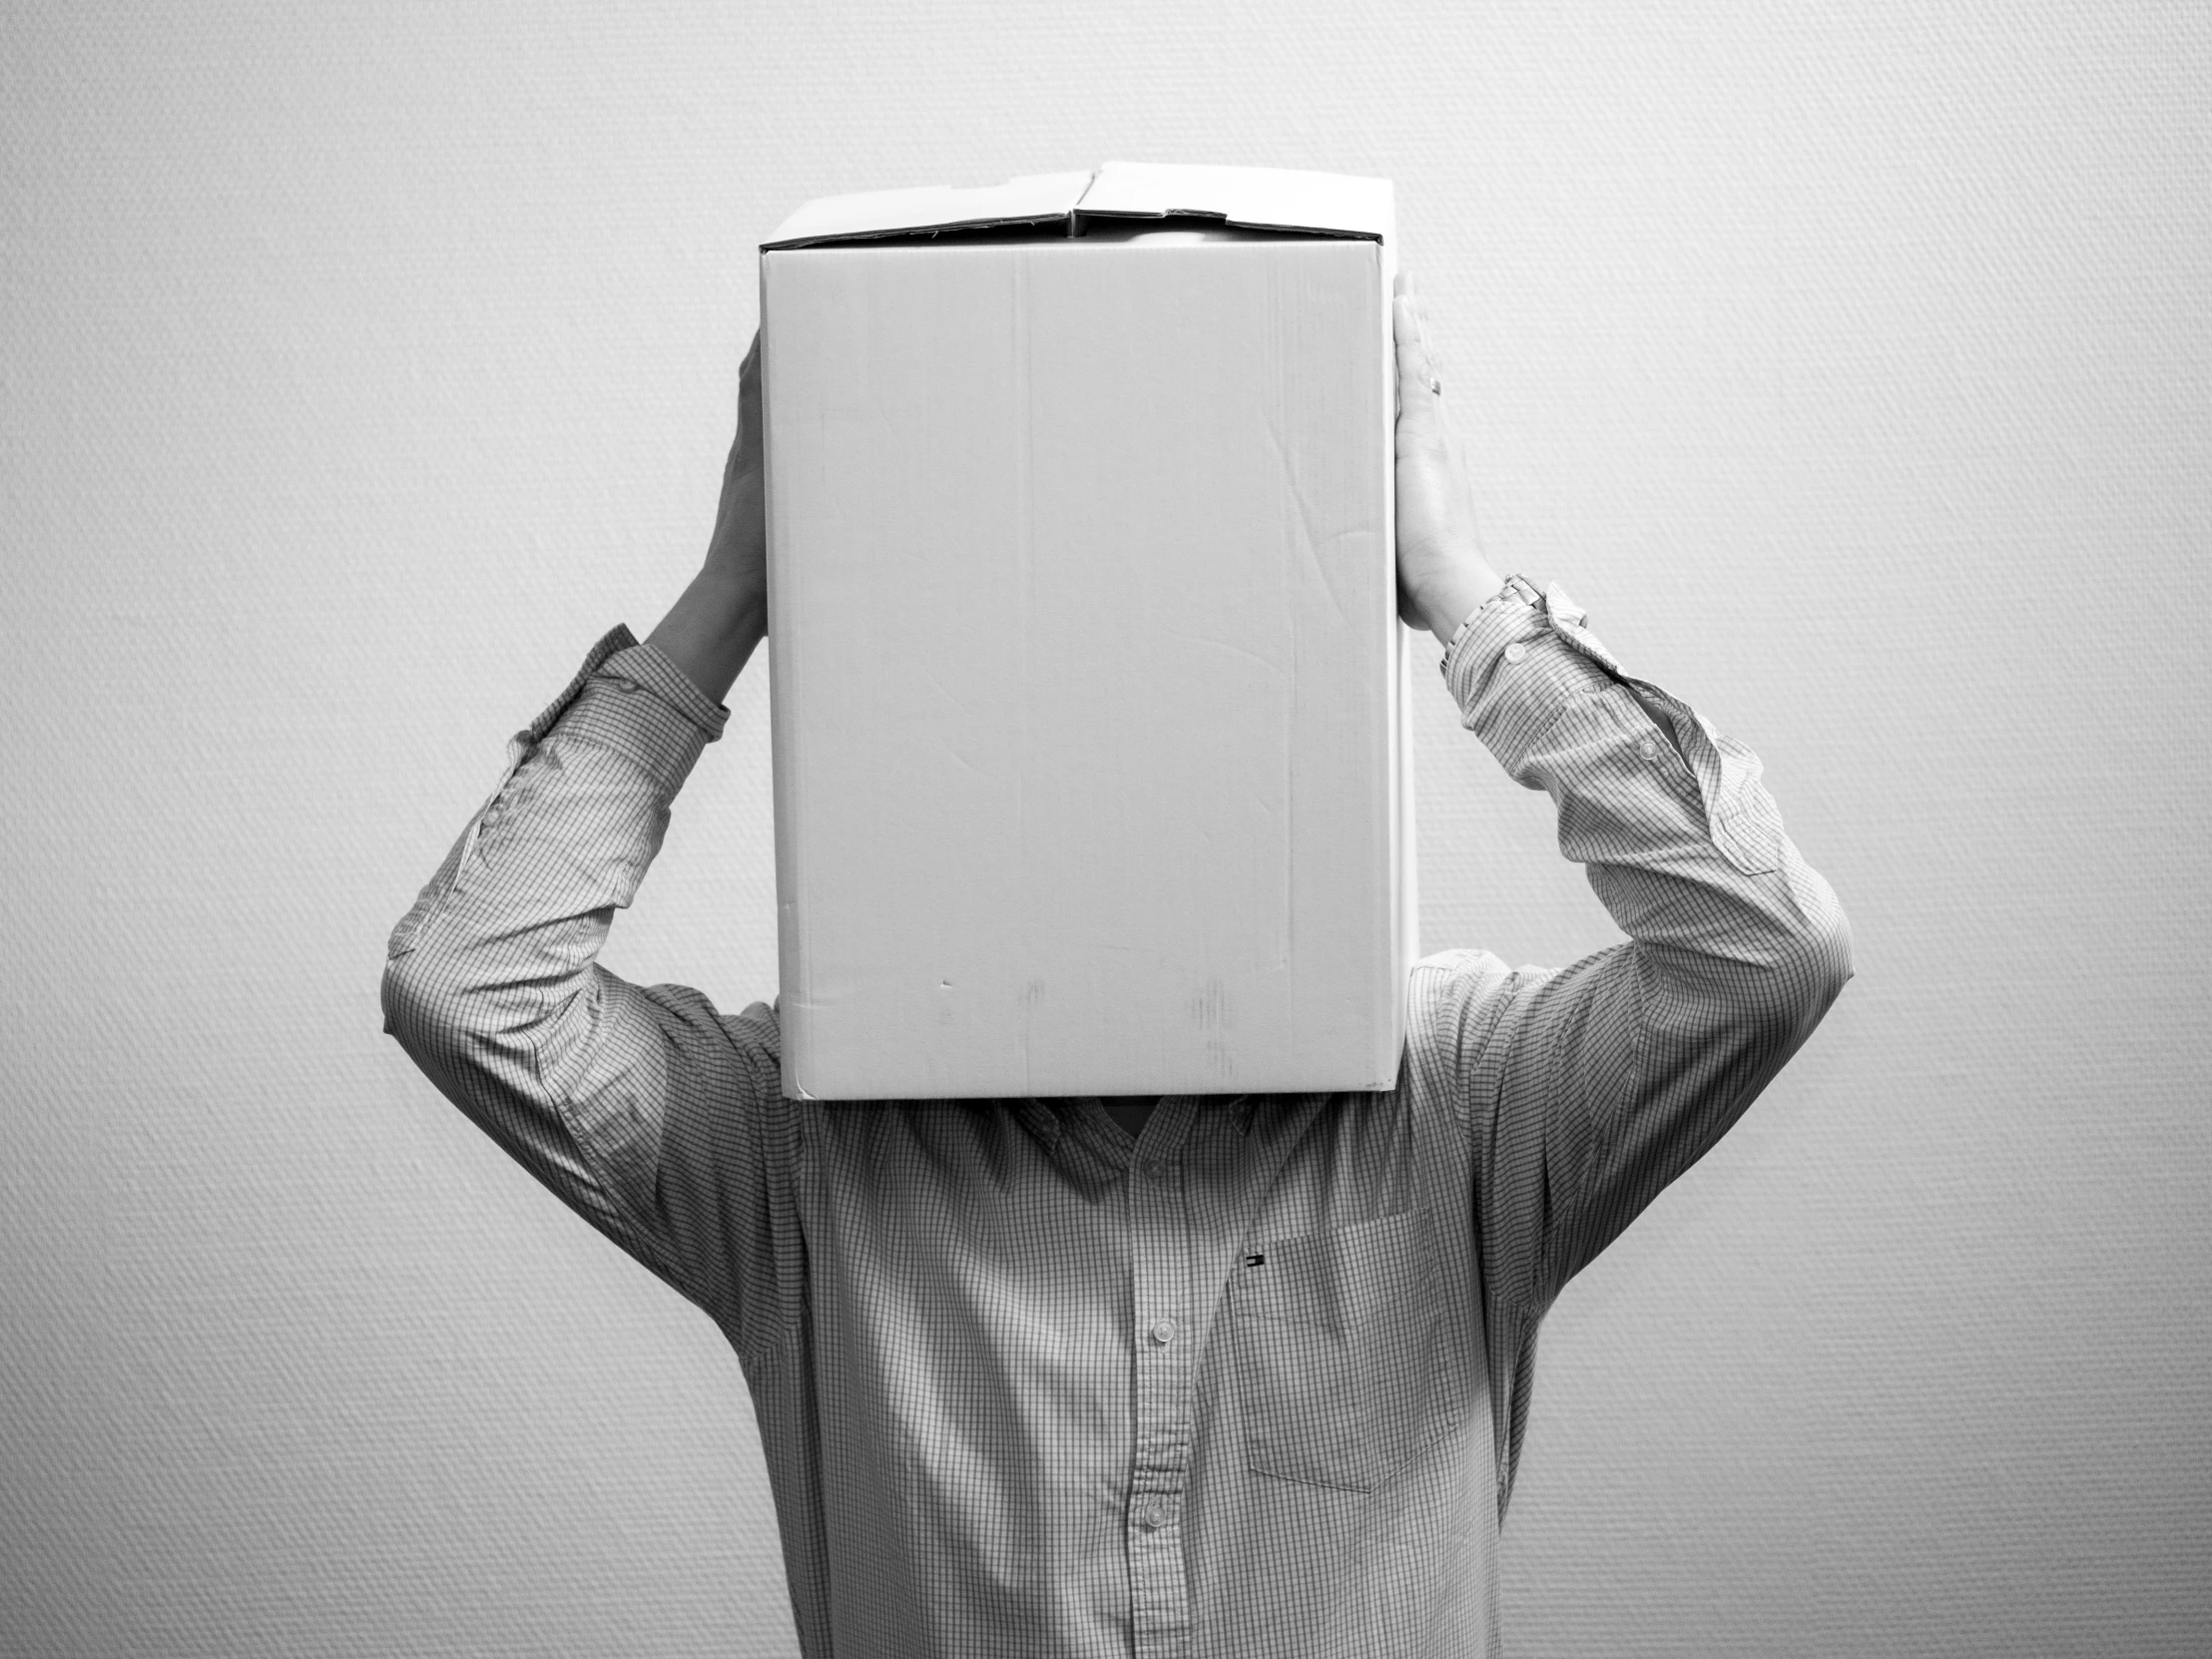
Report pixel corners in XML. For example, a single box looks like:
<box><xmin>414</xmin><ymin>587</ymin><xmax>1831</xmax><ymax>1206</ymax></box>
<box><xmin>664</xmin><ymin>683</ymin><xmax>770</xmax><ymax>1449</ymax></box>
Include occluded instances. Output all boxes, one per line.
<box><xmin>721</xmin><ymin>996</ymin><xmax>784</xmax><ymax>1063</ymax></box>
<box><xmin>1409</xmin><ymin>948</ymin><xmax>1542</xmax><ymax>1034</ymax></box>
<box><xmin>1406</xmin><ymin>948</ymin><xmax>1553</xmax><ymax>1100</ymax></box>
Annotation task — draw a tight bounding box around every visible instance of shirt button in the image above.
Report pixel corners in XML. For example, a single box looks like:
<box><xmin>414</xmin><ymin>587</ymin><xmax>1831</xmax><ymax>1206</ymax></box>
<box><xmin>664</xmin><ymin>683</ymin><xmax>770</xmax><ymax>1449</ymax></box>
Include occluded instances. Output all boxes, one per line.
<box><xmin>1502</xmin><ymin>642</ymin><xmax>1528</xmax><ymax>664</ymax></box>
<box><xmin>1639</xmin><ymin>735</ymin><xmax>1659</xmax><ymax>761</ymax></box>
<box><xmin>1136</xmin><ymin>1508</ymin><xmax>1162</xmax><ymax>1532</ymax></box>
<box><xmin>1149</xmin><ymin>1319</ymin><xmax>1178</xmax><ymax>1346</ymax></box>
<box><xmin>1144</xmin><ymin>1158</ymin><xmax>1172</xmax><ymax>1180</ymax></box>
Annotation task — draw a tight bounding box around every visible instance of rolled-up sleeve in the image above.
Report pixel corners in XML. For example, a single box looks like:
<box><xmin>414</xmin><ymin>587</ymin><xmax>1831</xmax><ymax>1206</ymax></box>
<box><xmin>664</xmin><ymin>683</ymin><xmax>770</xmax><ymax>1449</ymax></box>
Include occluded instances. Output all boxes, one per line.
<box><xmin>1415</xmin><ymin>581</ymin><xmax>1853</xmax><ymax>1322</ymax></box>
<box><xmin>380</xmin><ymin>628</ymin><xmax>800</xmax><ymax>1362</ymax></box>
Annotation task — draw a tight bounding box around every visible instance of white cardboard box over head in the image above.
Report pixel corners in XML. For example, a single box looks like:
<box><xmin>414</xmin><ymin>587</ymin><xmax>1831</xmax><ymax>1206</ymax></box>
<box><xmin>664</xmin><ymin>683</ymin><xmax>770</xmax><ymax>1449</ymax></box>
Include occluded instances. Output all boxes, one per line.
<box><xmin>761</xmin><ymin>162</ymin><xmax>1414</xmax><ymax>1101</ymax></box>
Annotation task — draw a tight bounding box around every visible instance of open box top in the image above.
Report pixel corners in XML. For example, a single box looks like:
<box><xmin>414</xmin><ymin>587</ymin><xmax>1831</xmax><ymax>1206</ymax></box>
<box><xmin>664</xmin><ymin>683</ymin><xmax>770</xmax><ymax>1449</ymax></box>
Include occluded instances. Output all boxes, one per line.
<box><xmin>762</xmin><ymin>161</ymin><xmax>1394</xmax><ymax>250</ymax></box>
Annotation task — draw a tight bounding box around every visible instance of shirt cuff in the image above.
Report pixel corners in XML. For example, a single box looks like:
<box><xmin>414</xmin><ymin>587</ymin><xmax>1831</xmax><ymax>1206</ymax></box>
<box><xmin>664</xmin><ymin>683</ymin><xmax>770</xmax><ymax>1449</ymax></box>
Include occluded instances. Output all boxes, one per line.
<box><xmin>1442</xmin><ymin>583</ymin><xmax>1784</xmax><ymax>876</ymax></box>
<box><xmin>1441</xmin><ymin>578</ymin><xmax>1617</xmax><ymax>771</ymax></box>
<box><xmin>502</xmin><ymin>626</ymin><xmax>731</xmax><ymax>803</ymax></box>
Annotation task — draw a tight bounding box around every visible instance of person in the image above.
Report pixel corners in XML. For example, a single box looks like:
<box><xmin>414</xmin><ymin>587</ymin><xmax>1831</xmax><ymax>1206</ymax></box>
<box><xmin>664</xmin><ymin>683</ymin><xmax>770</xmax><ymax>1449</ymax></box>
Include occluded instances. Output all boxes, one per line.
<box><xmin>382</xmin><ymin>284</ymin><xmax>1851</xmax><ymax>1658</ymax></box>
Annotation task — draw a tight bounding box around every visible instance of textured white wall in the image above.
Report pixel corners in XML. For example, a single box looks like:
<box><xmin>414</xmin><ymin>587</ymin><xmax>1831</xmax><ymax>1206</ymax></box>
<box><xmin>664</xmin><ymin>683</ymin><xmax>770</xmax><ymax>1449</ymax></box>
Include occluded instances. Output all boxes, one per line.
<box><xmin>4</xmin><ymin>3</ymin><xmax>2206</xmax><ymax>1655</ymax></box>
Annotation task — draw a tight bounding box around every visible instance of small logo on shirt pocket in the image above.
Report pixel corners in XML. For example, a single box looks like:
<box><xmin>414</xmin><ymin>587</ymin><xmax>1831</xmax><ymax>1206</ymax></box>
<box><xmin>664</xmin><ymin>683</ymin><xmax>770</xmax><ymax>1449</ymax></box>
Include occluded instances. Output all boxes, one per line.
<box><xmin>1228</xmin><ymin>1207</ymin><xmax>1449</xmax><ymax>1493</ymax></box>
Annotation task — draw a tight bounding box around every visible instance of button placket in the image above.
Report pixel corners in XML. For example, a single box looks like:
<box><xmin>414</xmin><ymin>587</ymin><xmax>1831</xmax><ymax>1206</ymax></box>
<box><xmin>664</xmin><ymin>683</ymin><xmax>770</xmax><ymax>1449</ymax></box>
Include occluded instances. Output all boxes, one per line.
<box><xmin>1126</xmin><ymin>1118</ymin><xmax>1194</xmax><ymax>1657</ymax></box>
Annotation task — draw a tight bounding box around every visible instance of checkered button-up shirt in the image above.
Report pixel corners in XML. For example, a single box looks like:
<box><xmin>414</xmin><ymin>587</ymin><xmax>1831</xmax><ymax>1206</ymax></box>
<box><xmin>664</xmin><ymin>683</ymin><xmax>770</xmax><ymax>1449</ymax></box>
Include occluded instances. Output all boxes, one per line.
<box><xmin>383</xmin><ymin>583</ymin><xmax>1850</xmax><ymax>1658</ymax></box>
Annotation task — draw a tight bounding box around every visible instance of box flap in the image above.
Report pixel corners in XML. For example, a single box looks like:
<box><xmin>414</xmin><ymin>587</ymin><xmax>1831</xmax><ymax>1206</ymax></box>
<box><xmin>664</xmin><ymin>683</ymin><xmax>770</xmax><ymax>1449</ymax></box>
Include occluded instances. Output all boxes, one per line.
<box><xmin>764</xmin><ymin>163</ymin><xmax>1391</xmax><ymax>249</ymax></box>
<box><xmin>763</xmin><ymin>170</ymin><xmax>1094</xmax><ymax>249</ymax></box>
<box><xmin>1079</xmin><ymin>162</ymin><xmax>1393</xmax><ymax>243</ymax></box>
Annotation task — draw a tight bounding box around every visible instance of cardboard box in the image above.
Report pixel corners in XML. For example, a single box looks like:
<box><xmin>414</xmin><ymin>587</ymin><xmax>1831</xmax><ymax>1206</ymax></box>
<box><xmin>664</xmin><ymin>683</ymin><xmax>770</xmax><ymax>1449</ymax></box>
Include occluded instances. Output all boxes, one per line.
<box><xmin>761</xmin><ymin>163</ymin><xmax>1413</xmax><ymax>1101</ymax></box>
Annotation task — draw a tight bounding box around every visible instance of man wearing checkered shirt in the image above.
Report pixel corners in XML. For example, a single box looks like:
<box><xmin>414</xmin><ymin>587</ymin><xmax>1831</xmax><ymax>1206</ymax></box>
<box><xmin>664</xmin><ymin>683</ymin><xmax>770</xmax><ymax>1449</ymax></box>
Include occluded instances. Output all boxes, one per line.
<box><xmin>383</xmin><ymin>287</ymin><xmax>1851</xmax><ymax>1658</ymax></box>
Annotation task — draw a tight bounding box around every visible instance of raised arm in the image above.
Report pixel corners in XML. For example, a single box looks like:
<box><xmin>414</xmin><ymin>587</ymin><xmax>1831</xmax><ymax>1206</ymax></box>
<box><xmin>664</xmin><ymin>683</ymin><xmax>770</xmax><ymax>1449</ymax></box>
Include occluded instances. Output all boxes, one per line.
<box><xmin>380</xmin><ymin>338</ymin><xmax>798</xmax><ymax>1358</ymax></box>
<box><xmin>1388</xmin><ymin>287</ymin><xmax>1853</xmax><ymax>1333</ymax></box>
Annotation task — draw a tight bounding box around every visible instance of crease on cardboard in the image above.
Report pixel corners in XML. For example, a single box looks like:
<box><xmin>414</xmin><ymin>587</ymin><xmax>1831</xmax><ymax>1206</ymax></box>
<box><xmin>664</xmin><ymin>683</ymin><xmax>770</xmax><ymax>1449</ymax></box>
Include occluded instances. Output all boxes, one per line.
<box><xmin>1161</xmin><ymin>628</ymin><xmax>1290</xmax><ymax>680</ymax></box>
<box><xmin>1257</xmin><ymin>403</ymin><xmax>1351</xmax><ymax>631</ymax></box>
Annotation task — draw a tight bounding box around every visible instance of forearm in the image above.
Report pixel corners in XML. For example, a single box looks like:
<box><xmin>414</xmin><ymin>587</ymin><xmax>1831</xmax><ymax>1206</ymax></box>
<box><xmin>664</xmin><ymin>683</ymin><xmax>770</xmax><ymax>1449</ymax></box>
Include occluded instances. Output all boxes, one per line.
<box><xmin>1409</xmin><ymin>554</ymin><xmax>1503</xmax><ymax>648</ymax></box>
<box><xmin>647</xmin><ymin>562</ymin><xmax>766</xmax><ymax>707</ymax></box>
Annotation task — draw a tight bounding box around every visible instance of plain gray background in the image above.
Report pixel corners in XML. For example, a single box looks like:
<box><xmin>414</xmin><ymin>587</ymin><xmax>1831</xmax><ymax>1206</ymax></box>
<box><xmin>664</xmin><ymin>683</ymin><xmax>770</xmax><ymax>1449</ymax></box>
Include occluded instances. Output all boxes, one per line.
<box><xmin>4</xmin><ymin>4</ymin><xmax>2206</xmax><ymax>1655</ymax></box>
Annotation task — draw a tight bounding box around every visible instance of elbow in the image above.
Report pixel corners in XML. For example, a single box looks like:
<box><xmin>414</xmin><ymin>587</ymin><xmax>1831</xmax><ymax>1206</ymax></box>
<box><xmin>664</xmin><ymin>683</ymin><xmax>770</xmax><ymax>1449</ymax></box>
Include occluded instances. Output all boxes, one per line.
<box><xmin>379</xmin><ymin>920</ymin><xmax>487</xmax><ymax>1073</ymax></box>
<box><xmin>380</xmin><ymin>939</ymin><xmax>446</xmax><ymax>1063</ymax></box>
<box><xmin>380</xmin><ymin>935</ymin><xmax>510</xmax><ymax>1106</ymax></box>
<box><xmin>380</xmin><ymin>889</ymin><xmax>448</xmax><ymax>1050</ymax></box>
<box><xmin>1636</xmin><ymin>878</ymin><xmax>1853</xmax><ymax>1102</ymax></box>
<box><xmin>1755</xmin><ymin>889</ymin><xmax>1853</xmax><ymax>1053</ymax></box>
<box><xmin>380</xmin><ymin>918</ymin><xmax>594</xmax><ymax>1087</ymax></box>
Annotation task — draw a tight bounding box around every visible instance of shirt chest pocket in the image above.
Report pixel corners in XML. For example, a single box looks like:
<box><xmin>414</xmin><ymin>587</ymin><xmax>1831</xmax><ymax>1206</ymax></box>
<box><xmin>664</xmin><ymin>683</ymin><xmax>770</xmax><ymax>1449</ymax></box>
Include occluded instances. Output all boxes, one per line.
<box><xmin>1227</xmin><ymin>1207</ymin><xmax>1449</xmax><ymax>1493</ymax></box>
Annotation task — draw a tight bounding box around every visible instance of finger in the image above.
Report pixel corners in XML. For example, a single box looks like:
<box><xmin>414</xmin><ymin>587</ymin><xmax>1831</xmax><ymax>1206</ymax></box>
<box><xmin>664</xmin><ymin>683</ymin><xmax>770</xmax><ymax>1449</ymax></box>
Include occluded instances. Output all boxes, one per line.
<box><xmin>1392</xmin><ymin>294</ymin><xmax>1443</xmax><ymax>411</ymax></box>
<box><xmin>1393</xmin><ymin>295</ymin><xmax>1440</xmax><ymax>394</ymax></box>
